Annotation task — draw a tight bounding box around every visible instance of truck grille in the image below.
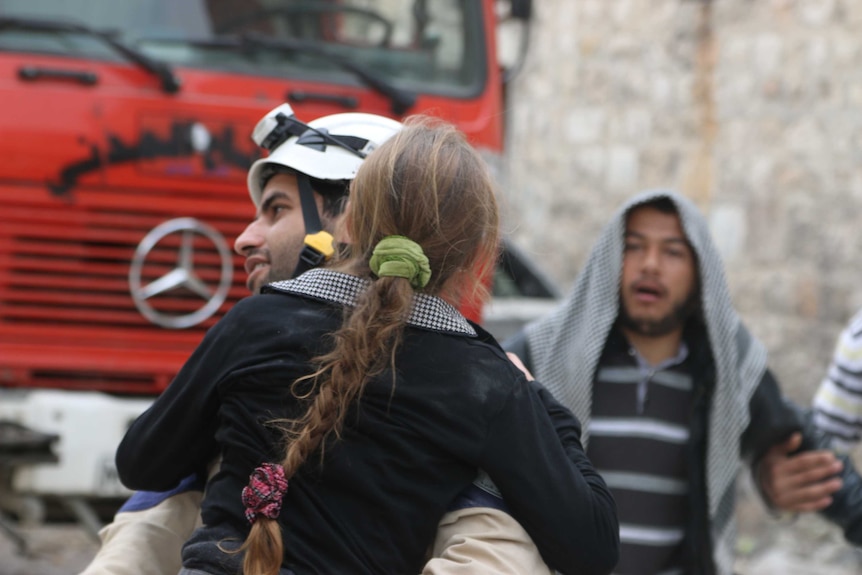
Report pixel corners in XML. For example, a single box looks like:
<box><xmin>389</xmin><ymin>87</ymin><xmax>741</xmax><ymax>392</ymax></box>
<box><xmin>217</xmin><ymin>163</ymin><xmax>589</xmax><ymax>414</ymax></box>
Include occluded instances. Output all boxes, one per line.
<box><xmin>0</xmin><ymin>183</ymin><xmax>254</xmax><ymax>395</ymax></box>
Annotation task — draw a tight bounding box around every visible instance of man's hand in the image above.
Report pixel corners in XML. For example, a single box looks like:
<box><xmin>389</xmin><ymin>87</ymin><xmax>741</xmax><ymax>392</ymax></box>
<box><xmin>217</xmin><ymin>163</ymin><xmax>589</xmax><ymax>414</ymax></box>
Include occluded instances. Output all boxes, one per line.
<box><xmin>506</xmin><ymin>352</ymin><xmax>535</xmax><ymax>381</ymax></box>
<box><xmin>758</xmin><ymin>432</ymin><xmax>844</xmax><ymax>512</ymax></box>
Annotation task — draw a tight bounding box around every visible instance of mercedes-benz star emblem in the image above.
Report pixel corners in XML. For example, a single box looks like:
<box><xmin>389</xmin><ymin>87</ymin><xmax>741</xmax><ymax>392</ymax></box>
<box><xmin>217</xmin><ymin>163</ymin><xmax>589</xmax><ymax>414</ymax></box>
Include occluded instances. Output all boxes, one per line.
<box><xmin>129</xmin><ymin>218</ymin><xmax>233</xmax><ymax>329</ymax></box>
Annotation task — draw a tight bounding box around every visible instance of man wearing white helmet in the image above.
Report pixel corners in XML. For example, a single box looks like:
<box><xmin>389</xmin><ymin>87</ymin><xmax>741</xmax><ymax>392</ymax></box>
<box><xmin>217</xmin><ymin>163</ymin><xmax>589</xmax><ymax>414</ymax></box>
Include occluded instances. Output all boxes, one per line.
<box><xmin>81</xmin><ymin>106</ymin><xmax>406</xmax><ymax>575</ymax></box>
<box><xmin>239</xmin><ymin>105</ymin><xmax>403</xmax><ymax>292</ymax></box>
<box><xmin>83</xmin><ymin>105</ymin><xmax>551</xmax><ymax>575</ymax></box>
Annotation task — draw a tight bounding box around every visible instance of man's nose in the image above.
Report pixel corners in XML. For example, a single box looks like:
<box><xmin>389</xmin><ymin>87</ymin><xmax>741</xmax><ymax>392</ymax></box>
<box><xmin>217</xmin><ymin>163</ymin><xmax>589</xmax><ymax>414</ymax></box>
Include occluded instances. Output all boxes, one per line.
<box><xmin>234</xmin><ymin>219</ymin><xmax>263</xmax><ymax>256</ymax></box>
<box><xmin>641</xmin><ymin>245</ymin><xmax>661</xmax><ymax>272</ymax></box>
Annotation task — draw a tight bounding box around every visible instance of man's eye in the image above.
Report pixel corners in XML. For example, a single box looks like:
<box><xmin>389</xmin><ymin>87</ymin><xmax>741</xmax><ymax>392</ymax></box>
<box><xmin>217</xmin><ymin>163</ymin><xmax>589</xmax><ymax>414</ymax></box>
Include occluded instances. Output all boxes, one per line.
<box><xmin>624</xmin><ymin>243</ymin><xmax>641</xmax><ymax>252</ymax></box>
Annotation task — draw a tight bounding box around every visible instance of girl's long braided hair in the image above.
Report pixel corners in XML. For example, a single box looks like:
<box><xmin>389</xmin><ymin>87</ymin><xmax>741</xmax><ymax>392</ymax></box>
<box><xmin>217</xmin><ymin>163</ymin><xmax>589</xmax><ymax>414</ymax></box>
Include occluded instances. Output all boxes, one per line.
<box><xmin>240</xmin><ymin>117</ymin><xmax>500</xmax><ymax>575</ymax></box>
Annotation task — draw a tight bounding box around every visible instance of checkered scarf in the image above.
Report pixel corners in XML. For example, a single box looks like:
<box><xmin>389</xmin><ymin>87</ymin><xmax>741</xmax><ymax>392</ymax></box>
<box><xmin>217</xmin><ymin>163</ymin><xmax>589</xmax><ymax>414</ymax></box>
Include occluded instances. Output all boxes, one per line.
<box><xmin>523</xmin><ymin>189</ymin><xmax>767</xmax><ymax>575</ymax></box>
<box><xmin>266</xmin><ymin>268</ymin><xmax>477</xmax><ymax>336</ymax></box>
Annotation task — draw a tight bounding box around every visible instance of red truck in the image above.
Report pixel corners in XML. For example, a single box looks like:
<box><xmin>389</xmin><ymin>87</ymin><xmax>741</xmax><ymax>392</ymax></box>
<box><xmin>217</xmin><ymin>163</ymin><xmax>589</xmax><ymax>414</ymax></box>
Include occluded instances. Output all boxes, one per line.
<box><xmin>0</xmin><ymin>0</ymin><xmax>546</xmax><ymax>521</ymax></box>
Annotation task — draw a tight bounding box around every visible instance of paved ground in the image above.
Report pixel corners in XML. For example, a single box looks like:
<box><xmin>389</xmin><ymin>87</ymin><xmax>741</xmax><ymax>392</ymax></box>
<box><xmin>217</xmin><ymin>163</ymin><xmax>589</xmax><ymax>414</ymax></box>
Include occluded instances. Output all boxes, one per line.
<box><xmin>735</xmin><ymin>498</ymin><xmax>862</xmax><ymax>574</ymax></box>
<box><xmin>1</xmin><ymin>487</ymin><xmax>861</xmax><ymax>575</ymax></box>
<box><xmin>0</xmin><ymin>523</ymin><xmax>97</xmax><ymax>575</ymax></box>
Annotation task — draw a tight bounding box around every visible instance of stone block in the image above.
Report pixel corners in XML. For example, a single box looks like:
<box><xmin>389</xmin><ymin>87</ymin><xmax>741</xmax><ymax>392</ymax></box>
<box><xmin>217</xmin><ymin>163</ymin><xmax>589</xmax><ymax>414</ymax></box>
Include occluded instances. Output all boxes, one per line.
<box><xmin>709</xmin><ymin>203</ymin><xmax>747</xmax><ymax>261</ymax></box>
<box><xmin>786</xmin><ymin>118</ymin><xmax>825</xmax><ymax>152</ymax></box>
<box><xmin>580</xmin><ymin>0</ymin><xmax>604</xmax><ymax>21</ymax></box>
<box><xmin>798</xmin><ymin>0</ymin><xmax>837</xmax><ymax>26</ymax></box>
<box><xmin>623</xmin><ymin>108</ymin><xmax>653</xmax><ymax>141</ymax></box>
<box><xmin>651</xmin><ymin>75</ymin><xmax>674</xmax><ymax>107</ymax></box>
<box><xmin>609</xmin><ymin>0</ymin><xmax>636</xmax><ymax>25</ymax></box>
<box><xmin>841</xmin><ymin>0</ymin><xmax>862</xmax><ymax>24</ymax></box>
<box><xmin>753</xmin><ymin>34</ymin><xmax>784</xmax><ymax>72</ymax></box>
<box><xmin>575</xmin><ymin>145</ymin><xmax>606</xmax><ymax>180</ymax></box>
<box><xmin>832</xmin><ymin>33</ymin><xmax>860</xmax><ymax>64</ymax></box>
<box><xmin>565</xmin><ymin>108</ymin><xmax>606</xmax><ymax>144</ymax></box>
<box><xmin>769</xmin><ymin>0</ymin><xmax>795</xmax><ymax>14</ymax></box>
<box><xmin>605</xmin><ymin>146</ymin><xmax>640</xmax><ymax>189</ymax></box>
<box><xmin>721</xmin><ymin>35</ymin><xmax>751</xmax><ymax>64</ymax></box>
<box><xmin>806</xmin><ymin>36</ymin><xmax>830</xmax><ymax>69</ymax></box>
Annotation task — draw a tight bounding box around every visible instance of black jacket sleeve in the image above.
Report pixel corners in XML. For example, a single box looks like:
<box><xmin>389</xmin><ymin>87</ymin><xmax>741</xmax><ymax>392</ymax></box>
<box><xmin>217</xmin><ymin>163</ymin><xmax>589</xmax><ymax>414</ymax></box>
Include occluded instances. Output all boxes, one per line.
<box><xmin>740</xmin><ymin>369</ymin><xmax>801</xmax><ymax>466</ymax></box>
<box><xmin>115</xmin><ymin>308</ymin><xmax>245</xmax><ymax>491</ymax></box>
<box><xmin>743</xmin><ymin>369</ymin><xmax>862</xmax><ymax>545</ymax></box>
<box><xmin>478</xmin><ymin>375</ymin><xmax>619</xmax><ymax>575</ymax></box>
<box><xmin>498</xmin><ymin>329</ymin><xmax>618</xmax><ymax>573</ymax></box>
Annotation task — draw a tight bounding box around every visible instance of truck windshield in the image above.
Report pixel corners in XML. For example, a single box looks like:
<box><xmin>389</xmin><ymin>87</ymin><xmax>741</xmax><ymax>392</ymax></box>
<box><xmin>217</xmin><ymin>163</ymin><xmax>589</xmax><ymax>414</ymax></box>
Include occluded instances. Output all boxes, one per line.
<box><xmin>0</xmin><ymin>0</ymin><xmax>485</xmax><ymax>97</ymax></box>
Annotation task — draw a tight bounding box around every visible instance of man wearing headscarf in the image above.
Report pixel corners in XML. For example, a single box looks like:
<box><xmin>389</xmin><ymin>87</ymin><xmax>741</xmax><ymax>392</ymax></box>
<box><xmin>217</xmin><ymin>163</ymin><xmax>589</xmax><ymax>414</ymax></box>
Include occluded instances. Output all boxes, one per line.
<box><xmin>505</xmin><ymin>189</ymin><xmax>862</xmax><ymax>574</ymax></box>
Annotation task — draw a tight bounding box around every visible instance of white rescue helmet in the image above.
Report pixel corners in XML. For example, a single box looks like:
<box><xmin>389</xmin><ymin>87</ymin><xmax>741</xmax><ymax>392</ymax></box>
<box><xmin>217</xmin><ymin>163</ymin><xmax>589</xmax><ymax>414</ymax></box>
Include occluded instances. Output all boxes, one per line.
<box><xmin>247</xmin><ymin>104</ymin><xmax>403</xmax><ymax>207</ymax></box>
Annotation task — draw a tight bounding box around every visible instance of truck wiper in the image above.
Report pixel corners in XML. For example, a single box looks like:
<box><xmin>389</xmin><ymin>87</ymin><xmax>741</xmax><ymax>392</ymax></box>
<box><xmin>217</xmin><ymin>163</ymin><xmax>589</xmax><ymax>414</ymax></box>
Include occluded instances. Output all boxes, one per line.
<box><xmin>0</xmin><ymin>17</ymin><xmax>180</xmax><ymax>93</ymax></box>
<box><xmin>239</xmin><ymin>33</ymin><xmax>416</xmax><ymax>115</ymax></box>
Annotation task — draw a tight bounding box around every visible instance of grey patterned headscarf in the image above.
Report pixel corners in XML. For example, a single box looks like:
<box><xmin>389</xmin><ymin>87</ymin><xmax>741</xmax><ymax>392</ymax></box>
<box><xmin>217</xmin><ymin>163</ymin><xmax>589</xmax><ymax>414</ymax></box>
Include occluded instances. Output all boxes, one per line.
<box><xmin>524</xmin><ymin>189</ymin><xmax>767</xmax><ymax>575</ymax></box>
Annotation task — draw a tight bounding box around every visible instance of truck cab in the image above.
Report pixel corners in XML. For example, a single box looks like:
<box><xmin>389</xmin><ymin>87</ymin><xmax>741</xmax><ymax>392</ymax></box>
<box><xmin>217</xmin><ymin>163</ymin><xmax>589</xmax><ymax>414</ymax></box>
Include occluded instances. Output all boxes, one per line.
<box><xmin>0</xmin><ymin>0</ymin><xmax>539</xmax><ymax>515</ymax></box>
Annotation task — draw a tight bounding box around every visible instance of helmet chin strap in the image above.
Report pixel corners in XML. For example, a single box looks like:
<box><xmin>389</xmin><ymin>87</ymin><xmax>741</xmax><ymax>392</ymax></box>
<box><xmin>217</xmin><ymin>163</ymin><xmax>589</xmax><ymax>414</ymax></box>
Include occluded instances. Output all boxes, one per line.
<box><xmin>292</xmin><ymin>173</ymin><xmax>335</xmax><ymax>278</ymax></box>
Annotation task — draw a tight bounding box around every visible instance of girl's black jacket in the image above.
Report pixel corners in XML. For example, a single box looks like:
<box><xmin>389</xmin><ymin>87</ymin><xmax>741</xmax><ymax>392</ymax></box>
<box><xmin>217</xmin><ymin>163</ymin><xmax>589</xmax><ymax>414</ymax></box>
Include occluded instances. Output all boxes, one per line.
<box><xmin>116</xmin><ymin>280</ymin><xmax>619</xmax><ymax>575</ymax></box>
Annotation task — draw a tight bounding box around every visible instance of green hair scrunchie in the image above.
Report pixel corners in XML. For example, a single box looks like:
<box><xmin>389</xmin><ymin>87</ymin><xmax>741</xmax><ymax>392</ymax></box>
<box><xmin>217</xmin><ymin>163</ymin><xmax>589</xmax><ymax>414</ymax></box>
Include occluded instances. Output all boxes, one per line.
<box><xmin>369</xmin><ymin>235</ymin><xmax>431</xmax><ymax>289</ymax></box>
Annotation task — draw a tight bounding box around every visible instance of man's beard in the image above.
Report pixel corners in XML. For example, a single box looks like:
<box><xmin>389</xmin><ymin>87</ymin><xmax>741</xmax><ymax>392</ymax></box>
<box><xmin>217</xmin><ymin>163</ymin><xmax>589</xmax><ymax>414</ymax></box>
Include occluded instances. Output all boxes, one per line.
<box><xmin>618</xmin><ymin>289</ymin><xmax>699</xmax><ymax>337</ymax></box>
<box><xmin>249</xmin><ymin>258</ymin><xmax>298</xmax><ymax>294</ymax></box>
<box><xmin>250</xmin><ymin>242</ymin><xmax>303</xmax><ymax>293</ymax></box>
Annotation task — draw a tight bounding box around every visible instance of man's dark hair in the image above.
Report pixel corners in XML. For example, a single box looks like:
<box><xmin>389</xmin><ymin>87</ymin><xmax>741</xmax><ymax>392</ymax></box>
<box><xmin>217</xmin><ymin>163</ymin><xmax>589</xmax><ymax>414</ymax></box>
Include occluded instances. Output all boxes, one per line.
<box><xmin>259</xmin><ymin>164</ymin><xmax>349</xmax><ymax>218</ymax></box>
<box><xmin>308</xmin><ymin>176</ymin><xmax>349</xmax><ymax>218</ymax></box>
<box><xmin>635</xmin><ymin>196</ymin><xmax>678</xmax><ymax>216</ymax></box>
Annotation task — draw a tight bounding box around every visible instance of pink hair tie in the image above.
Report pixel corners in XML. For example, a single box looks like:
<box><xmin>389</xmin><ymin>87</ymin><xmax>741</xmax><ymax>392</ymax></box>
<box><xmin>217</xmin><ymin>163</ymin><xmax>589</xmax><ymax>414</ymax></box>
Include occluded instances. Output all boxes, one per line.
<box><xmin>242</xmin><ymin>463</ymin><xmax>288</xmax><ymax>524</ymax></box>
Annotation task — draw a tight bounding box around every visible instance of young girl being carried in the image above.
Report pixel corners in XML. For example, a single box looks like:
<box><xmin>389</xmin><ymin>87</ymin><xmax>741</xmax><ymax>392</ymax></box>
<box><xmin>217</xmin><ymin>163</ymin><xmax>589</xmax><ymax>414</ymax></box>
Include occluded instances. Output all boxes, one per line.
<box><xmin>116</xmin><ymin>117</ymin><xmax>619</xmax><ymax>575</ymax></box>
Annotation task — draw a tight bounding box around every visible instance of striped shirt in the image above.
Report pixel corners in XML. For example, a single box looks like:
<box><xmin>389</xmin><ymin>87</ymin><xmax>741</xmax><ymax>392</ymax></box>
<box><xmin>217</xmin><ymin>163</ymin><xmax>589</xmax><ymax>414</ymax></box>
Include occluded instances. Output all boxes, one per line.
<box><xmin>587</xmin><ymin>329</ymin><xmax>693</xmax><ymax>575</ymax></box>
<box><xmin>814</xmin><ymin>309</ymin><xmax>862</xmax><ymax>452</ymax></box>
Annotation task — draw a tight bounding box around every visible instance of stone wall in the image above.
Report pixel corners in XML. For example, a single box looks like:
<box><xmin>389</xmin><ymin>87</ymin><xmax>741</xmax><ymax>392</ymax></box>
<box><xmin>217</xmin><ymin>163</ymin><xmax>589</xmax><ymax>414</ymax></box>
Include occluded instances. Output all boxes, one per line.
<box><xmin>503</xmin><ymin>0</ymin><xmax>862</xmax><ymax>401</ymax></box>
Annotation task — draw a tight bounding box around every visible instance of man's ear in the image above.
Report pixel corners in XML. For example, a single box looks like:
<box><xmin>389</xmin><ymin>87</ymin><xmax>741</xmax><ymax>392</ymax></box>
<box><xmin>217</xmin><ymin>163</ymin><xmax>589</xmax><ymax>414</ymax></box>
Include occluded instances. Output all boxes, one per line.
<box><xmin>334</xmin><ymin>200</ymin><xmax>353</xmax><ymax>245</ymax></box>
